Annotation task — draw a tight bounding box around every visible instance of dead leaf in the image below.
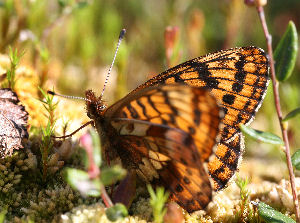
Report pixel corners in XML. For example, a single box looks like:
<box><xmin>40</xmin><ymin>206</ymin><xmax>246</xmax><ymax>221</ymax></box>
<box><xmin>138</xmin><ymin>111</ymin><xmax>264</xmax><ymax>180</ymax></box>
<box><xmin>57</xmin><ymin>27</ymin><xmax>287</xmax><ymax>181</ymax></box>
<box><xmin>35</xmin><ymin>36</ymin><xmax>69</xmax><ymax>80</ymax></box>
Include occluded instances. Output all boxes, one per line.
<box><xmin>0</xmin><ymin>73</ymin><xmax>6</xmax><ymax>82</ymax></box>
<box><xmin>0</xmin><ymin>88</ymin><xmax>28</xmax><ymax>158</ymax></box>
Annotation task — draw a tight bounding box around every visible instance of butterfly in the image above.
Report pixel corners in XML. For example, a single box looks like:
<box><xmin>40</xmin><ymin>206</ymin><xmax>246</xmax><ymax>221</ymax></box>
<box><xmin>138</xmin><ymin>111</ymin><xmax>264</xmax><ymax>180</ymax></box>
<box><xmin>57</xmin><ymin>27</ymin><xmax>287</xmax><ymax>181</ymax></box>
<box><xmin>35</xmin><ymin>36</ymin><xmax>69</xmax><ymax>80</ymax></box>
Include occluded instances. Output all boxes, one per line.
<box><xmin>76</xmin><ymin>46</ymin><xmax>268</xmax><ymax>212</ymax></box>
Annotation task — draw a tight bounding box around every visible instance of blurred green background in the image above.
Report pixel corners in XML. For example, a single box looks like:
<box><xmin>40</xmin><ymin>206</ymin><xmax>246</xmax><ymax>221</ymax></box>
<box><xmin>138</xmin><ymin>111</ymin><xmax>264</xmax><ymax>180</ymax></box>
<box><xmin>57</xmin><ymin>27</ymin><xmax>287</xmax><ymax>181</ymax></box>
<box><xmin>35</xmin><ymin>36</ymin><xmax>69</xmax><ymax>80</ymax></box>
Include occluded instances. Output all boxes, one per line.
<box><xmin>0</xmin><ymin>0</ymin><xmax>300</xmax><ymax>165</ymax></box>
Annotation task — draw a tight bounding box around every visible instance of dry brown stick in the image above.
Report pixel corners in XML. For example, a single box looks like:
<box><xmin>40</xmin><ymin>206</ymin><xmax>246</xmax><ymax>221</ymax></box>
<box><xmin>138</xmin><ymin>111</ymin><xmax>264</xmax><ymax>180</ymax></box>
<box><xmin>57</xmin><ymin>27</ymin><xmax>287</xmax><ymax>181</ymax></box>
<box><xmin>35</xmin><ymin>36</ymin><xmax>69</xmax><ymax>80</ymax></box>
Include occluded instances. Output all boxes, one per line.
<box><xmin>256</xmin><ymin>5</ymin><xmax>300</xmax><ymax>222</ymax></box>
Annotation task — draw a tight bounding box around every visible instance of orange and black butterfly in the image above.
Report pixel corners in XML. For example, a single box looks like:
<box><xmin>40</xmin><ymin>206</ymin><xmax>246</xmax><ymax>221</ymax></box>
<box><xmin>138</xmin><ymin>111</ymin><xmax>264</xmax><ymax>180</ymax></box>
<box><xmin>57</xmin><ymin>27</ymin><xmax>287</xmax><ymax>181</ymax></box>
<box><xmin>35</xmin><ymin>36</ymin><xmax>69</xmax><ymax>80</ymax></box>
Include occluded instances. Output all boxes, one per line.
<box><xmin>60</xmin><ymin>46</ymin><xmax>269</xmax><ymax>212</ymax></box>
<box><xmin>83</xmin><ymin>46</ymin><xmax>269</xmax><ymax>212</ymax></box>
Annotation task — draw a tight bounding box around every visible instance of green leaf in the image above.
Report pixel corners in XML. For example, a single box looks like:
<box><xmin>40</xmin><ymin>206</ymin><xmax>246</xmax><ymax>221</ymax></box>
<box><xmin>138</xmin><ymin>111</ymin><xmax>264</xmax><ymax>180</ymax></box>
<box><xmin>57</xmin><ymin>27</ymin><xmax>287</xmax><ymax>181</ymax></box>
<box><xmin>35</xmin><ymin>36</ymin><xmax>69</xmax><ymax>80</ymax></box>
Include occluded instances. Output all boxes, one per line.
<box><xmin>105</xmin><ymin>203</ymin><xmax>128</xmax><ymax>222</ymax></box>
<box><xmin>258</xmin><ymin>202</ymin><xmax>295</xmax><ymax>223</ymax></box>
<box><xmin>76</xmin><ymin>1</ymin><xmax>88</xmax><ymax>9</ymax></box>
<box><xmin>90</xmin><ymin>129</ymin><xmax>102</xmax><ymax>167</ymax></box>
<box><xmin>100</xmin><ymin>165</ymin><xmax>127</xmax><ymax>186</ymax></box>
<box><xmin>0</xmin><ymin>209</ymin><xmax>7</xmax><ymax>223</ymax></box>
<box><xmin>283</xmin><ymin>107</ymin><xmax>300</xmax><ymax>121</ymax></box>
<box><xmin>240</xmin><ymin>125</ymin><xmax>284</xmax><ymax>145</ymax></box>
<box><xmin>291</xmin><ymin>150</ymin><xmax>300</xmax><ymax>170</ymax></box>
<box><xmin>64</xmin><ymin>168</ymin><xmax>101</xmax><ymax>197</ymax></box>
<box><xmin>274</xmin><ymin>21</ymin><xmax>298</xmax><ymax>81</ymax></box>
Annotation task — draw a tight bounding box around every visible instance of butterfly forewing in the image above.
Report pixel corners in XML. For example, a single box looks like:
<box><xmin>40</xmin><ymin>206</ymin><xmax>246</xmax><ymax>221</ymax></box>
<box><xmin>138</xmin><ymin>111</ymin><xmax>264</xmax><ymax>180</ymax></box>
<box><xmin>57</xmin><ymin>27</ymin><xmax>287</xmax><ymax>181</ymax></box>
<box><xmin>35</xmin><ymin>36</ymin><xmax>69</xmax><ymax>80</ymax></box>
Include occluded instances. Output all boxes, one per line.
<box><xmin>111</xmin><ymin>119</ymin><xmax>201</xmax><ymax>168</ymax></box>
<box><xmin>106</xmin><ymin>85</ymin><xmax>222</xmax><ymax>162</ymax></box>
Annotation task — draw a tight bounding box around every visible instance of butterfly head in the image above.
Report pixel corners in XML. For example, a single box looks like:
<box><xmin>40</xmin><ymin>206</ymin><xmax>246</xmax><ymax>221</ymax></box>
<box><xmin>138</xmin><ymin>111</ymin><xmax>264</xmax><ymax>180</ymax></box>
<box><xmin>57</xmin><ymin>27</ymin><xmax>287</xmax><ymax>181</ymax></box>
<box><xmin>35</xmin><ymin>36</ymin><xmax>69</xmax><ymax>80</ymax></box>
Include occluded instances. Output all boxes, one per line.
<box><xmin>85</xmin><ymin>90</ymin><xmax>107</xmax><ymax>119</ymax></box>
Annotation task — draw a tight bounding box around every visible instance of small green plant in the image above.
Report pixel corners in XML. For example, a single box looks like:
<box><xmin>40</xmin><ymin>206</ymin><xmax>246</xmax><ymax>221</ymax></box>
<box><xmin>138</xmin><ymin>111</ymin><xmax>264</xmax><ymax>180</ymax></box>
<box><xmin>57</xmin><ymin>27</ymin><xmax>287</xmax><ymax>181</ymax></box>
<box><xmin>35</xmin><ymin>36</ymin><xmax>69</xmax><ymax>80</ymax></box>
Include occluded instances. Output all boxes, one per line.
<box><xmin>1</xmin><ymin>47</ymin><xmax>23</xmax><ymax>90</ymax></box>
<box><xmin>64</xmin><ymin>129</ymin><xmax>127</xmax><ymax>222</ymax></box>
<box><xmin>39</xmin><ymin>87</ymin><xmax>58</xmax><ymax>126</ymax></box>
<box><xmin>147</xmin><ymin>185</ymin><xmax>169</xmax><ymax>223</ymax></box>
<box><xmin>40</xmin><ymin>121</ymin><xmax>55</xmax><ymax>182</ymax></box>
<box><xmin>39</xmin><ymin>87</ymin><xmax>58</xmax><ymax>181</ymax></box>
<box><xmin>235</xmin><ymin>176</ymin><xmax>257</xmax><ymax>222</ymax></box>
<box><xmin>235</xmin><ymin>176</ymin><xmax>249</xmax><ymax>222</ymax></box>
<box><xmin>241</xmin><ymin>2</ymin><xmax>300</xmax><ymax>218</ymax></box>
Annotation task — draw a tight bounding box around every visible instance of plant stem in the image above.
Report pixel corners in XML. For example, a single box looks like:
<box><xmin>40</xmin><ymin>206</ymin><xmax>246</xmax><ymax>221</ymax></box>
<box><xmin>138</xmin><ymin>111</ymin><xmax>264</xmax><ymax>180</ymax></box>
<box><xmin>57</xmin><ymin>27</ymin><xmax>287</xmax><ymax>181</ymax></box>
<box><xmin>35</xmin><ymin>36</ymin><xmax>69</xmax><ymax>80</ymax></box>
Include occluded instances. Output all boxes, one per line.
<box><xmin>256</xmin><ymin>6</ymin><xmax>300</xmax><ymax>222</ymax></box>
<box><xmin>101</xmin><ymin>185</ymin><xmax>114</xmax><ymax>208</ymax></box>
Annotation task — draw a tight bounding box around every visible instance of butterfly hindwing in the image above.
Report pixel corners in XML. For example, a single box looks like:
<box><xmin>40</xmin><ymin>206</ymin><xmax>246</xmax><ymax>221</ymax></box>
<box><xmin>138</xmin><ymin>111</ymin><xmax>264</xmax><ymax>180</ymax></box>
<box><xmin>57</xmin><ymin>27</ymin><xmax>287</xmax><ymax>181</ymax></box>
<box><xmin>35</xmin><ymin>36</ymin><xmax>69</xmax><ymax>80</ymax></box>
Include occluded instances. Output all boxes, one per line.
<box><xmin>134</xmin><ymin>46</ymin><xmax>269</xmax><ymax>141</ymax></box>
<box><xmin>130</xmin><ymin>46</ymin><xmax>268</xmax><ymax>192</ymax></box>
<box><xmin>208</xmin><ymin>133</ymin><xmax>244</xmax><ymax>191</ymax></box>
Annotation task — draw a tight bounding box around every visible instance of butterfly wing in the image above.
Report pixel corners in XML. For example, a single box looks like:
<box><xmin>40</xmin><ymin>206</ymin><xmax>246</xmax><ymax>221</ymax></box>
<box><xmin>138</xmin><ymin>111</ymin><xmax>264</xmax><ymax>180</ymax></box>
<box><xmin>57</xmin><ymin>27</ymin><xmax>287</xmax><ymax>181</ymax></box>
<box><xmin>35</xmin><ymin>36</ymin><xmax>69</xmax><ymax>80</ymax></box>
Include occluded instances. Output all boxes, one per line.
<box><xmin>102</xmin><ymin>84</ymin><xmax>222</xmax><ymax>212</ymax></box>
<box><xmin>105</xmin><ymin>84</ymin><xmax>223</xmax><ymax>162</ymax></box>
<box><xmin>112</xmin><ymin>135</ymin><xmax>212</xmax><ymax>212</ymax></box>
<box><xmin>110</xmin><ymin>119</ymin><xmax>201</xmax><ymax>168</ymax></box>
<box><xmin>134</xmin><ymin>46</ymin><xmax>269</xmax><ymax>141</ymax></box>
<box><xmin>208</xmin><ymin>133</ymin><xmax>244</xmax><ymax>190</ymax></box>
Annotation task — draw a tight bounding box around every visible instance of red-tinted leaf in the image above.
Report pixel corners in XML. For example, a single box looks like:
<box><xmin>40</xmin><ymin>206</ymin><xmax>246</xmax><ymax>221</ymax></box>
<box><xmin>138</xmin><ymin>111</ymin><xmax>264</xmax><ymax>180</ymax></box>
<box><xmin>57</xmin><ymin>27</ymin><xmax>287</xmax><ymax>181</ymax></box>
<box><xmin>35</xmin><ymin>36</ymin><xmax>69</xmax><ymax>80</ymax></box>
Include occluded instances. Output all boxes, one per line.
<box><xmin>112</xmin><ymin>170</ymin><xmax>136</xmax><ymax>209</ymax></box>
<box><xmin>0</xmin><ymin>88</ymin><xmax>28</xmax><ymax>158</ymax></box>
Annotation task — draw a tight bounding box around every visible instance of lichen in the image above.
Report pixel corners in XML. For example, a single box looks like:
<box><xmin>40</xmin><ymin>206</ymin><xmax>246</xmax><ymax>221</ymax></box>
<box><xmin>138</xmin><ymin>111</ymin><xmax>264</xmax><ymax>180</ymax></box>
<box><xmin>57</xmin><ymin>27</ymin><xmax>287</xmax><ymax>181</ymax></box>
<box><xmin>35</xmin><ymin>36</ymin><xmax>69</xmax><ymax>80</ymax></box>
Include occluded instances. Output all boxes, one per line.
<box><xmin>60</xmin><ymin>203</ymin><xmax>148</xmax><ymax>223</ymax></box>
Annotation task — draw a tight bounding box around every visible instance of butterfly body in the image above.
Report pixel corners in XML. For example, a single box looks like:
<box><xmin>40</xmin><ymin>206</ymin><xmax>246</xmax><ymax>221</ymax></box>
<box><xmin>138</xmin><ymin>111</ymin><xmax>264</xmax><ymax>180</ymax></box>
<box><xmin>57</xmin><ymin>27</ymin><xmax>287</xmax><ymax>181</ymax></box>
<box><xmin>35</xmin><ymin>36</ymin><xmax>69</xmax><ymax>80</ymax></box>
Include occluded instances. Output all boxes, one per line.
<box><xmin>84</xmin><ymin>46</ymin><xmax>269</xmax><ymax>212</ymax></box>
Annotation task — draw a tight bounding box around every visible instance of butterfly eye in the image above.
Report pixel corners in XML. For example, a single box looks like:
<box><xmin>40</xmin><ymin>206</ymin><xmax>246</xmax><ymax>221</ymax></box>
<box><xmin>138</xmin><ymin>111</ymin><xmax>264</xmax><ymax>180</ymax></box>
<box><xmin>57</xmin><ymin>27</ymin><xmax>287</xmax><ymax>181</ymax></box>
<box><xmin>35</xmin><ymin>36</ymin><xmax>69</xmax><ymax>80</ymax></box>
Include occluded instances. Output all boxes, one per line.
<box><xmin>98</xmin><ymin>104</ymin><xmax>106</xmax><ymax>111</ymax></box>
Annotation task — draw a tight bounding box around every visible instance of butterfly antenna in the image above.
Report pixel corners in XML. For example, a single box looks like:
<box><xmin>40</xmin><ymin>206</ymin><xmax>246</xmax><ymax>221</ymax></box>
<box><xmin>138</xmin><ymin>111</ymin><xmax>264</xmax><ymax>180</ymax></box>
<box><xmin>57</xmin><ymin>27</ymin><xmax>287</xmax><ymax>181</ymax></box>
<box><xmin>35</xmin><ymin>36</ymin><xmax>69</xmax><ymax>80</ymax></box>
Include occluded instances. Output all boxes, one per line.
<box><xmin>100</xmin><ymin>28</ymin><xmax>126</xmax><ymax>99</ymax></box>
<box><xmin>47</xmin><ymin>90</ymin><xmax>91</xmax><ymax>102</ymax></box>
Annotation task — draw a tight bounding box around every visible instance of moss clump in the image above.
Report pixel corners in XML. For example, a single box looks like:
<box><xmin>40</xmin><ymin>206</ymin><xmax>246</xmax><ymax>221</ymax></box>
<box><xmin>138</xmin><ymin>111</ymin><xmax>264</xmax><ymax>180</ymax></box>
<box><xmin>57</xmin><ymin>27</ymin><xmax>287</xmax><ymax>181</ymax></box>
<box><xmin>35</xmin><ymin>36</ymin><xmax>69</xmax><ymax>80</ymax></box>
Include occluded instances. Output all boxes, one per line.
<box><xmin>0</xmin><ymin>138</ymin><xmax>98</xmax><ymax>222</ymax></box>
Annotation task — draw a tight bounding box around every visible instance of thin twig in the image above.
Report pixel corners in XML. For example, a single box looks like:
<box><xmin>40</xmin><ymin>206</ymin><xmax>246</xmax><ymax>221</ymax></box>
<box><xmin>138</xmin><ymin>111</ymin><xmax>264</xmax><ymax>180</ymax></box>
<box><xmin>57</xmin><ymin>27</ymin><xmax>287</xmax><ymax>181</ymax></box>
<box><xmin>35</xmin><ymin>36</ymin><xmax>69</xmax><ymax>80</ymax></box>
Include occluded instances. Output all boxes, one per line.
<box><xmin>256</xmin><ymin>6</ymin><xmax>300</xmax><ymax>222</ymax></box>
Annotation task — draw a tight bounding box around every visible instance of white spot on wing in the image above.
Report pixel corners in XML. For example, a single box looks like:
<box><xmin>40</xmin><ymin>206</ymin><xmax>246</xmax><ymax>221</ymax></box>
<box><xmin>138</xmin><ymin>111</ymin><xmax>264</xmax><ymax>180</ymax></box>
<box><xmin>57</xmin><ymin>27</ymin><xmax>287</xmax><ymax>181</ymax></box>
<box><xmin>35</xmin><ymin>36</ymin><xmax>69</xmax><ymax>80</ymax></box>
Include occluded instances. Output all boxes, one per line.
<box><xmin>149</xmin><ymin>150</ymin><xmax>163</xmax><ymax>169</ymax></box>
<box><xmin>111</xmin><ymin>121</ymin><xmax>150</xmax><ymax>136</ymax></box>
<box><xmin>138</xmin><ymin>157</ymin><xmax>159</xmax><ymax>181</ymax></box>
